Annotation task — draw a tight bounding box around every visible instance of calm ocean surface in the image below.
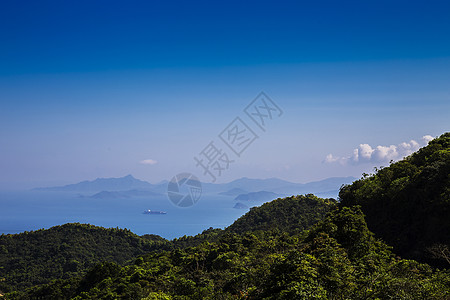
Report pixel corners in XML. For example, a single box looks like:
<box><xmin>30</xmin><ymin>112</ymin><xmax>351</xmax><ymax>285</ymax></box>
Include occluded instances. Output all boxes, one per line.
<box><xmin>0</xmin><ymin>190</ymin><xmax>250</xmax><ymax>240</ymax></box>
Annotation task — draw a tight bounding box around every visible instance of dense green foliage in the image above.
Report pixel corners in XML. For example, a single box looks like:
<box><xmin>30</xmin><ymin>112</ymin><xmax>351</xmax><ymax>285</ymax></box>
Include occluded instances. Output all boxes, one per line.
<box><xmin>0</xmin><ymin>223</ymin><xmax>170</xmax><ymax>293</ymax></box>
<box><xmin>339</xmin><ymin>132</ymin><xmax>450</xmax><ymax>266</ymax></box>
<box><xmin>227</xmin><ymin>194</ymin><xmax>336</xmax><ymax>234</ymax></box>
<box><xmin>7</xmin><ymin>206</ymin><xmax>450</xmax><ymax>299</ymax></box>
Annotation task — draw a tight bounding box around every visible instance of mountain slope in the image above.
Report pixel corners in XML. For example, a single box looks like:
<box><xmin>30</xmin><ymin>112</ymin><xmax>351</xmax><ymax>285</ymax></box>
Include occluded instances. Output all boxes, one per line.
<box><xmin>227</xmin><ymin>194</ymin><xmax>337</xmax><ymax>234</ymax></box>
<box><xmin>339</xmin><ymin>132</ymin><xmax>450</xmax><ymax>266</ymax></box>
<box><xmin>13</xmin><ymin>206</ymin><xmax>450</xmax><ymax>299</ymax></box>
<box><xmin>34</xmin><ymin>175</ymin><xmax>154</xmax><ymax>192</ymax></box>
<box><xmin>0</xmin><ymin>223</ymin><xmax>170</xmax><ymax>293</ymax></box>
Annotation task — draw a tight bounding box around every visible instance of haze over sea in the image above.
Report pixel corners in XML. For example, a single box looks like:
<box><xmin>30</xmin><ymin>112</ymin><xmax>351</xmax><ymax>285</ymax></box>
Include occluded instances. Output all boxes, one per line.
<box><xmin>0</xmin><ymin>190</ymin><xmax>245</xmax><ymax>240</ymax></box>
<box><xmin>0</xmin><ymin>175</ymin><xmax>354</xmax><ymax>239</ymax></box>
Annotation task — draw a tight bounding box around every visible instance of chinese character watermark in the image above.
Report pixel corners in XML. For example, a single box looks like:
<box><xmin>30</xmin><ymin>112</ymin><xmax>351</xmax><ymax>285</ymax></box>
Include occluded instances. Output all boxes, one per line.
<box><xmin>219</xmin><ymin>117</ymin><xmax>258</xmax><ymax>157</ymax></box>
<box><xmin>167</xmin><ymin>92</ymin><xmax>283</xmax><ymax>207</ymax></box>
<box><xmin>245</xmin><ymin>92</ymin><xmax>283</xmax><ymax>132</ymax></box>
<box><xmin>194</xmin><ymin>141</ymin><xmax>234</xmax><ymax>182</ymax></box>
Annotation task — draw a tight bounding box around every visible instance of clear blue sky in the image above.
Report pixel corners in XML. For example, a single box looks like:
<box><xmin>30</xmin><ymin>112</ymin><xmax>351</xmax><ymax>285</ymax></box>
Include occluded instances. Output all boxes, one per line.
<box><xmin>0</xmin><ymin>0</ymin><xmax>449</xmax><ymax>189</ymax></box>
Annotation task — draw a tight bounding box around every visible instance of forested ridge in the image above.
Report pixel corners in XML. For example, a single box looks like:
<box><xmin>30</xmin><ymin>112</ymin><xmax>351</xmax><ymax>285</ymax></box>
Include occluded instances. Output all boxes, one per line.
<box><xmin>0</xmin><ymin>224</ymin><xmax>170</xmax><ymax>293</ymax></box>
<box><xmin>339</xmin><ymin>132</ymin><xmax>450</xmax><ymax>267</ymax></box>
<box><xmin>1</xmin><ymin>132</ymin><xmax>449</xmax><ymax>299</ymax></box>
<box><xmin>227</xmin><ymin>195</ymin><xmax>336</xmax><ymax>235</ymax></box>
<box><xmin>6</xmin><ymin>206</ymin><xmax>450</xmax><ymax>299</ymax></box>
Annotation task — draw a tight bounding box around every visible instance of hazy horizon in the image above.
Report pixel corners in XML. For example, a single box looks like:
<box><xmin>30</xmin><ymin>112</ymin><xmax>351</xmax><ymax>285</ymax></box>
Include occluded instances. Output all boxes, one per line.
<box><xmin>1</xmin><ymin>1</ymin><xmax>449</xmax><ymax>190</ymax></box>
<box><xmin>31</xmin><ymin>173</ymin><xmax>358</xmax><ymax>189</ymax></box>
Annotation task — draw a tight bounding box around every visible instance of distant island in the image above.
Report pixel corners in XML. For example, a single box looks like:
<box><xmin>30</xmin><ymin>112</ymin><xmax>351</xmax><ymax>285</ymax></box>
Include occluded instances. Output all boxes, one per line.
<box><xmin>34</xmin><ymin>174</ymin><xmax>154</xmax><ymax>192</ymax></box>
<box><xmin>34</xmin><ymin>174</ymin><xmax>357</xmax><ymax>201</ymax></box>
<box><xmin>234</xmin><ymin>191</ymin><xmax>283</xmax><ymax>202</ymax></box>
<box><xmin>84</xmin><ymin>189</ymin><xmax>163</xmax><ymax>199</ymax></box>
<box><xmin>233</xmin><ymin>202</ymin><xmax>249</xmax><ymax>209</ymax></box>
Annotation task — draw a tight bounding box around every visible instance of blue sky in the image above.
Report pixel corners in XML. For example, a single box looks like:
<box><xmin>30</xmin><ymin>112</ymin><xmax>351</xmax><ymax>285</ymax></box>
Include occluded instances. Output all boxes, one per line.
<box><xmin>0</xmin><ymin>0</ymin><xmax>449</xmax><ymax>189</ymax></box>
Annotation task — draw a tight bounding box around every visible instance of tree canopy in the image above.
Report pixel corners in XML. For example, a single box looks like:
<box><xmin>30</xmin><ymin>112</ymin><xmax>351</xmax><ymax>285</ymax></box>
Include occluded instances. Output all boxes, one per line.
<box><xmin>339</xmin><ymin>132</ymin><xmax>450</xmax><ymax>266</ymax></box>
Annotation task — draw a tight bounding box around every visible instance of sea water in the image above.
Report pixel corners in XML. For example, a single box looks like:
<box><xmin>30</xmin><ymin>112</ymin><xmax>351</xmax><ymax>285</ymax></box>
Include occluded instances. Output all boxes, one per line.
<box><xmin>0</xmin><ymin>190</ymin><xmax>250</xmax><ymax>240</ymax></box>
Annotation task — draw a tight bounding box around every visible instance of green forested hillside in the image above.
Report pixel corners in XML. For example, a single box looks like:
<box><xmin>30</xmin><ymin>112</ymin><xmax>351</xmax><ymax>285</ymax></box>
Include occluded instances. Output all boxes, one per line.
<box><xmin>0</xmin><ymin>223</ymin><xmax>170</xmax><ymax>293</ymax></box>
<box><xmin>0</xmin><ymin>195</ymin><xmax>334</xmax><ymax>295</ymax></box>
<box><xmin>8</xmin><ymin>206</ymin><xmax>450</xmax><ymax>299</ymax></box>
<box><xmin>227</xmin><ymin>194</ymin><xmax>336</xmax><ymax>234</ymax></box>
<box><xmin>339</xmin><ymin>132</ymin><xmax>450</xmax><ymax>266</ymax></box>
<box><xmin>172</xmin><ymin>194</ymin><xmax>336</xmax><ymax>250</ymax></box>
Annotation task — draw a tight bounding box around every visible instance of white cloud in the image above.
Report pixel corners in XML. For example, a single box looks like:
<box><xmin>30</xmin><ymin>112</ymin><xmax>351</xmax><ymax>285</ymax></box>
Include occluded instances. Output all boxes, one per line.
<box><xmin>422</xmin><ymin>135</ymin><xmax>434</xmax><ymax>143</ymax></box>
<box><xmin>358</xmin><ymin>144</ymin><xmax>375</xmax><ymax>161</ymax></box>
<box><xmin>324</xmin><ymin>154</ymin><xmax>340</xmax><ymax>163</ymax></box>
<box><xmin>140</xmin><ymin>159</ymin><xmax>158</xmax><ymax>165</ymax></box>
<box><xmin>324</xmin><ymin>135</ymin><xmax>434</xmax><ymax>165</ymax></box>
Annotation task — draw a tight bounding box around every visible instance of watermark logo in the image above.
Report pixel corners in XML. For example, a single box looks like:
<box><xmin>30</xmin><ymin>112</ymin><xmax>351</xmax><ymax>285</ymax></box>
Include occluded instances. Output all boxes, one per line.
<box><xmin>167</xmin><ymin>173</ymin><xmax>202</xmax><ymax>208</ymax></box>
<box><xmin>167</xmin><ymin>92</ymin><xmax>283</xmax><ymax>207</ymax></box>
<box><xmin>219</xmin><ymin>117</ymin><xmax>258</xmax><ymax>157</ymax></box>
<box><xmin>194</xmin><ymin>141</ymin><xmax>235</xmax><ymax>183</ymax></box>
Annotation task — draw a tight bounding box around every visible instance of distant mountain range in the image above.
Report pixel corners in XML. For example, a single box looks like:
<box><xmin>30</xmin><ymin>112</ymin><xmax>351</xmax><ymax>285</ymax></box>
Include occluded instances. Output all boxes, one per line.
<box><xmin>34</xmin><ymin>174</ymin><xmax>153</xmax><ymax>192</ymax></box>
<box><xmin>34</xmin><ymin>174</ymin><xmax>356</xmax><ymax>200</ymax></box>
<box><xmin>79</xmin><ymin>189</ymin><xmax>163</xmax><ymax>199</ymax></box>
<box><xmin>210</xmin><ymin>176</ymin><xmax>356</xmax><ymax>198</ymax></box>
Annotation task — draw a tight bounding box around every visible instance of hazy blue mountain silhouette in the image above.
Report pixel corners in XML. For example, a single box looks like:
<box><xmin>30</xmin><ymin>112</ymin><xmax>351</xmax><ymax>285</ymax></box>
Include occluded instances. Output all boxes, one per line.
<box><xmin>34</xmin><ymin>175</ymin><xmax>154</xmax><ymax>192</ymax></box>
<box><xmin>214</xmin><ymin>176</ymin><xmax>356</xmax><ymax>197</ymax></box>
<box><xmin>35</xmin><ymin>175</ymin><xmax>356</xmax><ymax>198</ymax></box>
<box><xmin>86</xmin><ymin>189</ymin><xmax>163</xmax><ymax>199</ymax></box>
